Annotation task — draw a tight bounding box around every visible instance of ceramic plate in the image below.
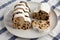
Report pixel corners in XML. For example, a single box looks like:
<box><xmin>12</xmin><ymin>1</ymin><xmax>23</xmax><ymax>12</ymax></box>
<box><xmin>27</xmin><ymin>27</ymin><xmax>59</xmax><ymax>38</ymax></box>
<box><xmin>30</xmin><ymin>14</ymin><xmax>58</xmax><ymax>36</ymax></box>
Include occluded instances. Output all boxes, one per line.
<box><xmin>4</xmin><ymin>1</ymin><xmax>57</xmax><ymax>38</ymax></box>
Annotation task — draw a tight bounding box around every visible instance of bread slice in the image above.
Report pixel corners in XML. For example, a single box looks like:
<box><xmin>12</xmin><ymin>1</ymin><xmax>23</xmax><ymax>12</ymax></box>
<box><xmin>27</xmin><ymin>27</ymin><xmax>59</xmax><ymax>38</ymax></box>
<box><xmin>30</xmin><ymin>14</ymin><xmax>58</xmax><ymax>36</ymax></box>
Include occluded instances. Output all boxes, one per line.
<box><xmin>32</xmin><ymin>19</ymin><xmax>50</xmax><ymax>30</ymax></box>
<box><xmin>31</xmin><ymin>10</ymin><xmax>49</xmax><ymax>20</ymax></box>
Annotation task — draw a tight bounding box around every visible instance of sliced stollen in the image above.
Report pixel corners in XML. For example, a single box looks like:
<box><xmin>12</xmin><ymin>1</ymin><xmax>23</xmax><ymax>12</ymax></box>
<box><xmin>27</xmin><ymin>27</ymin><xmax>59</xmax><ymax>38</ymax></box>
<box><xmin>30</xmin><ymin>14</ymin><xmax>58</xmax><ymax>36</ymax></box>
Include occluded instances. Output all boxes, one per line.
<box><xmin>12</xmin><ymin>1</ymin><xmax>31</xmax><ymax>30</ymax></box>
<box><xmin>31</xmin><ymin>10</ymin><xmax>50</xmax><ymax>32</ymax></box>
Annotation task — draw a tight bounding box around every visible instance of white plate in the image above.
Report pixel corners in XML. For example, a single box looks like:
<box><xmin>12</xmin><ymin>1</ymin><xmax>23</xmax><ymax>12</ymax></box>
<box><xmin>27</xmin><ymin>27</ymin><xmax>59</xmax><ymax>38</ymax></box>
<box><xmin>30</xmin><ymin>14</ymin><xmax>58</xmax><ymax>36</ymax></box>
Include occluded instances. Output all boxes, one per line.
<box><xmin>4</xmin><ymin>2</ymin><xmax>57</xmax><ymax>38</ymax></box>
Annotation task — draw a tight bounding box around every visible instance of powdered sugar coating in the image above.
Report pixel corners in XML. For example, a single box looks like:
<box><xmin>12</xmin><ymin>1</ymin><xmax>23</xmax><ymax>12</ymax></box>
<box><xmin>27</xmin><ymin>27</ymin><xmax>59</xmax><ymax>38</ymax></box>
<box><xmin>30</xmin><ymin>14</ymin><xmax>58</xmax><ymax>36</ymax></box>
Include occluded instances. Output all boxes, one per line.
<box><xmin>15</xmin><ymin>6</ymin><xmax>29</xmax><ymax>12</ymax></box>
<box><xmin>40</xmin><ymin>3</ymin><xmax>51</xmax><ymax>13</ymax></box>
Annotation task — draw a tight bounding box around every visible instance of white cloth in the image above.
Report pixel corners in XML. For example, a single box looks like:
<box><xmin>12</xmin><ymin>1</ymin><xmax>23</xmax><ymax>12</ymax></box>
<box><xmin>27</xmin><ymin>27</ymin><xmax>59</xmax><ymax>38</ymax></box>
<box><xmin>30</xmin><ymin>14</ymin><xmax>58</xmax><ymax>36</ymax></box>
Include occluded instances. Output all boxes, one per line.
<box><xmin>0</xmin><ymin>0</ymin><xmax>60</xmax><ymax>40</ymax></box>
